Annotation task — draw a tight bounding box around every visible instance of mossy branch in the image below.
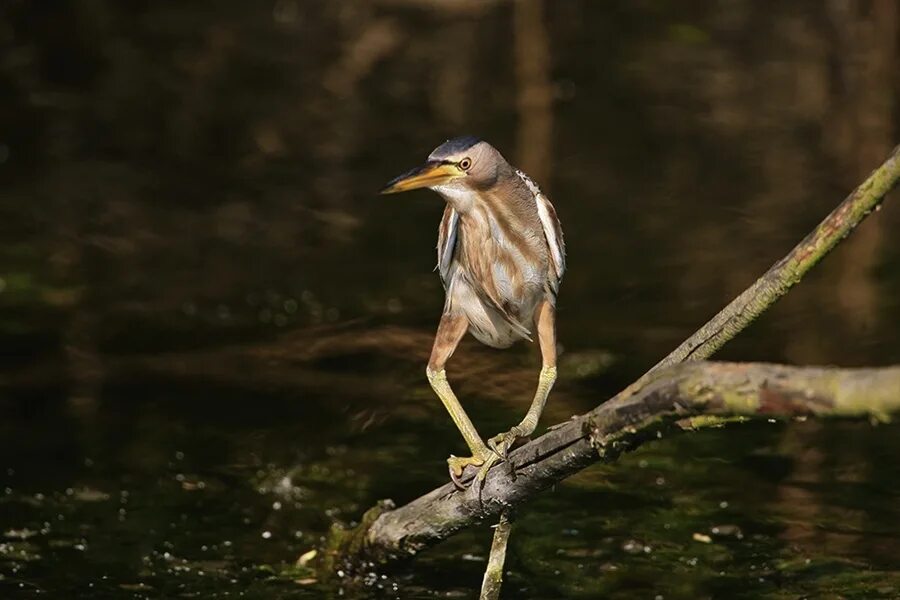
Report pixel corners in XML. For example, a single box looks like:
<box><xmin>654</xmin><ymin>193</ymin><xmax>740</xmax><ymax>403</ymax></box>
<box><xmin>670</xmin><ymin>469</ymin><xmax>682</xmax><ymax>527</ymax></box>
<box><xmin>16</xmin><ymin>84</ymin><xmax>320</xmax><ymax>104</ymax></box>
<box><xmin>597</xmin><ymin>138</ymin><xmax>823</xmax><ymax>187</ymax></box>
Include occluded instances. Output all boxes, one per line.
<box><xmin>338</xmin><ymin>362</ymin><xmax>900</xmax><ymax>567</ymax></box>
<box><xmin>647</xmin><ymin>144</ymin><xmax>900</xmax><ymax>374</ymax></box>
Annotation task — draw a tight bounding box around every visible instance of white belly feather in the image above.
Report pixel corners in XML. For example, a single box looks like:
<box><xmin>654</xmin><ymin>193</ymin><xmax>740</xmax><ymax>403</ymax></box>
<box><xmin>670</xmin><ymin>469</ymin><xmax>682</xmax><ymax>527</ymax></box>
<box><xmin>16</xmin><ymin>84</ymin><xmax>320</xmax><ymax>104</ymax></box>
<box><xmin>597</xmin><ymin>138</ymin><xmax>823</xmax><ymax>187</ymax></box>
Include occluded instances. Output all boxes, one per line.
<box><xmin>435</xmin><ymin>172</ymin><xmax>564</xmax><ymax>349</ymax></box>
<box><xmin>447</xmin><ymin>268</ymin><xmax>542</xmax><ymax>348</ymax></box>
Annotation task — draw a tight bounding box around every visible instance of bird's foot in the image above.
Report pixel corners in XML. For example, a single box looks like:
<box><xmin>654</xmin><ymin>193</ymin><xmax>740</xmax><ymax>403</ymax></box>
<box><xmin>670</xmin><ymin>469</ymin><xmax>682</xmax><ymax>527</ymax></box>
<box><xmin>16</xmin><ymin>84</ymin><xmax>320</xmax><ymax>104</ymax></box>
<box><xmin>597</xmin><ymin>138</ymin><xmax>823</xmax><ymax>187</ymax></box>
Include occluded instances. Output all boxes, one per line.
<box><xmin>487</xmin><ymin>425</ymin><xmax>529</xmax><ymax>460</ymax></box>
<box><xmin>448</xmin><ymin>449</ymin><xmax>499</xmax><ymax>490</ymax></box>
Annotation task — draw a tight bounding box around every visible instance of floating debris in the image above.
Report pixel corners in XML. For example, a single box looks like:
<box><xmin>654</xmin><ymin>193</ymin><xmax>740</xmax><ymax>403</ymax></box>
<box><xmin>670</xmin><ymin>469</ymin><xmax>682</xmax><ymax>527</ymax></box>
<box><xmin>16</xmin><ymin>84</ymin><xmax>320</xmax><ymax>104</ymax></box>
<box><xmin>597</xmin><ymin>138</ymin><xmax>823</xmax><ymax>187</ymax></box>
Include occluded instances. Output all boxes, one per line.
<box><xmin>296</xmin><ymin>549</ymin><xmax>317</xmax><ymax>567</ymax></box>
<box><xmin>73</xmin><ymin>487</ymin><xmax>111</xmax><ymax>502</ymax></box>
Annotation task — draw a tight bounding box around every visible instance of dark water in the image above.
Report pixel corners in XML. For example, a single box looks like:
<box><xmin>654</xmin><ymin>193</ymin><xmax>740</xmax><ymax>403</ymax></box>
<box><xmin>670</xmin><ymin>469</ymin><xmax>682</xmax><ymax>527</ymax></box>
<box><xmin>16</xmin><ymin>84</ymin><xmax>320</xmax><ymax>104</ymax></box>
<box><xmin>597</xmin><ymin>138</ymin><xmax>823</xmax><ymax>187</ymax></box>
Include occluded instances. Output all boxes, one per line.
<box><xmin>3</xmin><ymin>1</ymin><xmax>900</xmax><ymax>598</ymax></box>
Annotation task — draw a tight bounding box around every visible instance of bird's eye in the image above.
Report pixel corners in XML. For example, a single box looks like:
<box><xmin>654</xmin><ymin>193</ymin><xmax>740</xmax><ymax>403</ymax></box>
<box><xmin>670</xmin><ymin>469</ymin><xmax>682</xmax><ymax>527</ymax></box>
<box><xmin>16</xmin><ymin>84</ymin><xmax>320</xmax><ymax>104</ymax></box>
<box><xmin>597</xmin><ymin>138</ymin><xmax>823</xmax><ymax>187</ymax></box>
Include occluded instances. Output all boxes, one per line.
<box><xmin>459</xmin><ymin>158</ymin><xmax>472</xmax><ymax>171</ymax></box>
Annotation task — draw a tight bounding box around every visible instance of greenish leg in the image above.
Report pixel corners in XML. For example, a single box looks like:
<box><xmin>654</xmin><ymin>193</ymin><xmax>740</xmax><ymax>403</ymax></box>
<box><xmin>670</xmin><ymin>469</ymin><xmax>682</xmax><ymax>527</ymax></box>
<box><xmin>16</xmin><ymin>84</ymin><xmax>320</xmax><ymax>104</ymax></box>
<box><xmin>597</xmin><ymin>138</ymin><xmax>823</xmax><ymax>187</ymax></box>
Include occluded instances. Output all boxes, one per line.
<box><xmin>426</xmin><ymin>368</ymin><xmax>492</xmax><ymax>461</ymax></box>
<box><xmin>487</xmin><ymin>366</ymin><xmax>557</xmax><ymax>459</ymax></box>
<box><xmin>428</xmin><ymin>314</ymin><xmax>493</xmax><ymax>486</ymax></box>
<box><xmin>487</xmin><ymin>300</ymin><xmax>558</xmax><ymax>460</ymax></box>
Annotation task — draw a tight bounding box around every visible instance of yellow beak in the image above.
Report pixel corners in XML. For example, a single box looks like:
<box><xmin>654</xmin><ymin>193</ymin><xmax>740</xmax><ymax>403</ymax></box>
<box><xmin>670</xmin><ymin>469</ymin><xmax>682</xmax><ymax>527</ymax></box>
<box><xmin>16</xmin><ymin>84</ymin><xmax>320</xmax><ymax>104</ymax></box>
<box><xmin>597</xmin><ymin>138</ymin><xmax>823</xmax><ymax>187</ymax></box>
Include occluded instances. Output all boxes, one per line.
<box><xmin>380</xmin><ymin>161</ymin><xmax>464</xmax><ymax>194</ymax></box>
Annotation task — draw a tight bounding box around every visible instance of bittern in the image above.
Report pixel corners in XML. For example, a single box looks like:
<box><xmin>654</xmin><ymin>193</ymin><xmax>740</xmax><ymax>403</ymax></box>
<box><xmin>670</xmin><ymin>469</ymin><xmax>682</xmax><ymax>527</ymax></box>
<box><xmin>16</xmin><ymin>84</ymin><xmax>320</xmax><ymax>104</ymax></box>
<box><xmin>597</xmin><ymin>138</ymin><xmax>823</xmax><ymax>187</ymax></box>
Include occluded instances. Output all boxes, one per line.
<box><xmin>381</xmin><ymin>136</ymin><xmax>565</xmax><ymax>487</ymax></box>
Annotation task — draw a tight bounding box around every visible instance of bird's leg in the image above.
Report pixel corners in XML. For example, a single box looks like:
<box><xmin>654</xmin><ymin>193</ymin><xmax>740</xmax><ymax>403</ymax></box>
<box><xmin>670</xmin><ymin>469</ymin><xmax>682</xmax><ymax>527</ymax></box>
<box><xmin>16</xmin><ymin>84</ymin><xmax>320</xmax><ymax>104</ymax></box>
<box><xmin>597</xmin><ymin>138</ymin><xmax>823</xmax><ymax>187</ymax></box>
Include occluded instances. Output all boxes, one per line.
<box><xmin>427</xmin><ymin>313</ymin><xmax>494</xmax><ymax>487</ymax></box>
<box><xmin>488</xmin><ymin>300</ymin><xmax>557</xmax><ymax>459</ymax></box>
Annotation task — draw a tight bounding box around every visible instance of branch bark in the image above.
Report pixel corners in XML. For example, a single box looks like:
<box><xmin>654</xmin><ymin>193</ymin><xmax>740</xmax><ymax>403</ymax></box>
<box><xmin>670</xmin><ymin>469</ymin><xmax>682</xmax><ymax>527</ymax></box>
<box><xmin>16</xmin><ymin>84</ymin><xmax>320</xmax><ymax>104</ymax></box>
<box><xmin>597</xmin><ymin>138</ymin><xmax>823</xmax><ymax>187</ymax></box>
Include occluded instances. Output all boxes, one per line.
<box><xmin>348</xmin><ymin>362</ymin><xmax>900</xmax><ymax>566</ymax></box>
<box><xmin>321</xmin><ymin>144</ymin><xmax>900</xmax><ymax>572</ymax></box>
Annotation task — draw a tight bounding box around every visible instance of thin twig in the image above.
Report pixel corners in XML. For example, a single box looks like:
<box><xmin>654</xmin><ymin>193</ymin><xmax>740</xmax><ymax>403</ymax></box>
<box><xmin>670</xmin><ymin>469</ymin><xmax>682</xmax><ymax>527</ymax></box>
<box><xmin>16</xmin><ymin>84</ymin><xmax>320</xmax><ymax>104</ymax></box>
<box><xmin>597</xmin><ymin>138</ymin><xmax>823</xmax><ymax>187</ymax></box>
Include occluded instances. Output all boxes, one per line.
<box><xmin>479</xmin><ymin>511</ymin><xmax>513</xmax><ymax>600</ymax></box>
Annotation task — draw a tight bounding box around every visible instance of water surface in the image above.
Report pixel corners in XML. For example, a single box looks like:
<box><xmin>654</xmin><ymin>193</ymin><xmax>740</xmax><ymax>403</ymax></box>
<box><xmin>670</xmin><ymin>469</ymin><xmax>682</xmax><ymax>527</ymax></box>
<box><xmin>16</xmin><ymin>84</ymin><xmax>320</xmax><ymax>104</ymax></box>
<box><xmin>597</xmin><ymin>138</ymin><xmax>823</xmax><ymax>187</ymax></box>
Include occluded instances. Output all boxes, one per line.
<box><xmin>2</xmin><ymin>1</ymin><xmax>900</xmax><ymax>597</ymax></box>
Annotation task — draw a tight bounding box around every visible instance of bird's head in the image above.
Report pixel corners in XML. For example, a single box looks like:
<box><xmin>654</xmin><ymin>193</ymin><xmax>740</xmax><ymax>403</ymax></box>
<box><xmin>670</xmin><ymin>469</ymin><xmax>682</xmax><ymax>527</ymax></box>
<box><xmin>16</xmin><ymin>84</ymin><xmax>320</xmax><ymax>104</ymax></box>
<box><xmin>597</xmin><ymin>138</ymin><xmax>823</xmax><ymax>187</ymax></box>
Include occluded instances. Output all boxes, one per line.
<box><xmin>380</xmin><ymin>136</ymin><xmax>505</xmax><ymax>196</ymax></box>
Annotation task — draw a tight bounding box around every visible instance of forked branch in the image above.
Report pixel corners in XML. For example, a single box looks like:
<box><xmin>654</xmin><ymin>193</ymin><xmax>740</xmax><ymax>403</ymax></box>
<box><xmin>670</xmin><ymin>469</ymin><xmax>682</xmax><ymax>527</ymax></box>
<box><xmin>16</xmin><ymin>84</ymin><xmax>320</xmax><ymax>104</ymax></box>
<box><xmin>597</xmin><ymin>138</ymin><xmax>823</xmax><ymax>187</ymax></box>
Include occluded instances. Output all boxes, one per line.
<box><xmin>349</xmin><ymin>362</ymin><xmax>900</xmax><ymax>566</ymax></box>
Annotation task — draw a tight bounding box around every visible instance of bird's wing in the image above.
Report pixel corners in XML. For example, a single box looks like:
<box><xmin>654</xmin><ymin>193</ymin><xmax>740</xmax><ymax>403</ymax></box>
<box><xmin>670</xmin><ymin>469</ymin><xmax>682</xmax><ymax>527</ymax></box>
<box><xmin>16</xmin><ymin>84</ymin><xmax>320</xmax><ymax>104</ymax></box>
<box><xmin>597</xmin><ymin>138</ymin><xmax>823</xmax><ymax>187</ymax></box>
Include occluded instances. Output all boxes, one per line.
<box><xmin>536</xmin><ymin>192</ymin><xmax>566</xmax><ymax>291</ymax></box>
<box><xmin>436</xmin><ymin>203</ymin><xmax>459</xmax><ymax>288</ymax></box>
<box><xmin>516</xmin><ymin>170</ymin><xmax>566</xmax><ymax>295</ymax></box>
<box><xmin>436</xmin><ymin>202</ymin><xmax>532</xmax><ymax>340</ymax></box>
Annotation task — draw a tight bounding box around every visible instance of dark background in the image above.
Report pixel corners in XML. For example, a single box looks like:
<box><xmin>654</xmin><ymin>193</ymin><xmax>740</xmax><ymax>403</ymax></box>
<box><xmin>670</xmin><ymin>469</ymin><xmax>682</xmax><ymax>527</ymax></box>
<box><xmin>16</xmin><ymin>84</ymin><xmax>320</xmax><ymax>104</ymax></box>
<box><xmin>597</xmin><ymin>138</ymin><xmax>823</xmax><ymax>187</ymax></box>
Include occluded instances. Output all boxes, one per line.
<box><xmin>2</xmin><ymin>1</ymin><xmax>899</xmax><ymax>598</ymax></box>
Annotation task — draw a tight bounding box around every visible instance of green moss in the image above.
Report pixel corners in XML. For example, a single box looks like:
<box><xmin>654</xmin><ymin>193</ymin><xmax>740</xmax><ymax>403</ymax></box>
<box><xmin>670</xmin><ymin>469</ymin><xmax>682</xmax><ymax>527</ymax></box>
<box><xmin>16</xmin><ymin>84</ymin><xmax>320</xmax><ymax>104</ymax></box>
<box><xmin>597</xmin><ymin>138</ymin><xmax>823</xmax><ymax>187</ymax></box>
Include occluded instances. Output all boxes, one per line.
<box><xmin>682</xmin><ymin>415</ymin><xmax>747</xmax><ymax>430</ymax></box>
<box><xmin>317</xmin><ymin>499</ymin><xmax>395</xmax><ymax>580</ymax></box>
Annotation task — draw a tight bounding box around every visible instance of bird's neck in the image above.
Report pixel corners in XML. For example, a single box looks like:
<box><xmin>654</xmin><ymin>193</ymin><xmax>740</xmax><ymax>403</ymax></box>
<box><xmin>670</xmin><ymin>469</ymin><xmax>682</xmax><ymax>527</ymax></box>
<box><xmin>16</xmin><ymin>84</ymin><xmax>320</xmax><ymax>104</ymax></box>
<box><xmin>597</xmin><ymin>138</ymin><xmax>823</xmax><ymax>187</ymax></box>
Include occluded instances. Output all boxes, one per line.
<box><xmin>432</xmin><ymin>185</ymin><xmax>480</xmax><ymax>214</ymax></box>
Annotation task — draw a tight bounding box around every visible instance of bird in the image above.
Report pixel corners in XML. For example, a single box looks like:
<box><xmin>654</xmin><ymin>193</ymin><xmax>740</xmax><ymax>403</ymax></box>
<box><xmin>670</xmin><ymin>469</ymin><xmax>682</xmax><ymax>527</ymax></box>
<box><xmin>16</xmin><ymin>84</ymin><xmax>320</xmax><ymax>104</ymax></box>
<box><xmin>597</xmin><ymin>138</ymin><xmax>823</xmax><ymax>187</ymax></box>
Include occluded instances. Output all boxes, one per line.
<box><xmin>380</xmin><ymin>136</ymin><xmax>565</xmax><ymax>487</ymax></box>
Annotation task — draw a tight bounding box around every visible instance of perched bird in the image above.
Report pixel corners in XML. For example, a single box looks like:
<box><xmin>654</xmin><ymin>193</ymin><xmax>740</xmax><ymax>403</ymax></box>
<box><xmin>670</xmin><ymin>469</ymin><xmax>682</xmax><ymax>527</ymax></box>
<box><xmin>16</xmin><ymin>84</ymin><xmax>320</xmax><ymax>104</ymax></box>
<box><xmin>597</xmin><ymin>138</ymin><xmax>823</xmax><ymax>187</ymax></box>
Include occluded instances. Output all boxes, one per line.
<box><xmin>381</xmin><ymin>136</ymin><xmax>565</xmax><ymax>487</ymax></box>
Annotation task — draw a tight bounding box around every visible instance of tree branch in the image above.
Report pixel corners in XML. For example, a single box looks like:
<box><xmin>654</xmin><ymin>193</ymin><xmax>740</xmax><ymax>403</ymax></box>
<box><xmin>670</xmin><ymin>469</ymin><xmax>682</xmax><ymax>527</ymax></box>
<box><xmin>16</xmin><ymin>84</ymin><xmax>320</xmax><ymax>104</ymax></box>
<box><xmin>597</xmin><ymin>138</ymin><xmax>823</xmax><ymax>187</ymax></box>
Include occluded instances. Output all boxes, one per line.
<box><xmin>321</xmin><ymin>145</ymin><xmax>900</xmax><ymax>573</ymax></box>
<box><xmin>354</xmin><ymin>362</ymin><xmax>900</xmax><ymax>566</ymax></box>
<box><xmin>647</xmin><ymin>144</ymin><xmax>900</xmax><ymax>374</ymax></box>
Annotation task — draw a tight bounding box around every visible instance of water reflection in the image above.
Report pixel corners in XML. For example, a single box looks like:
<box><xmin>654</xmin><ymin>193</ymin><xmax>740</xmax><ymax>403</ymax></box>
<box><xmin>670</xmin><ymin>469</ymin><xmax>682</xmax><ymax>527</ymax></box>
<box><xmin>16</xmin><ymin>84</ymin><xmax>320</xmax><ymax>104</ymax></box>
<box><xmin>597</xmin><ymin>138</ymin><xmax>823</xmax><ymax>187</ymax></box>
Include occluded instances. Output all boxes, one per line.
<box><xmin>2</xmin><ymin>0</ymin><xmax>900</xmax><ymax>597</ymax></box>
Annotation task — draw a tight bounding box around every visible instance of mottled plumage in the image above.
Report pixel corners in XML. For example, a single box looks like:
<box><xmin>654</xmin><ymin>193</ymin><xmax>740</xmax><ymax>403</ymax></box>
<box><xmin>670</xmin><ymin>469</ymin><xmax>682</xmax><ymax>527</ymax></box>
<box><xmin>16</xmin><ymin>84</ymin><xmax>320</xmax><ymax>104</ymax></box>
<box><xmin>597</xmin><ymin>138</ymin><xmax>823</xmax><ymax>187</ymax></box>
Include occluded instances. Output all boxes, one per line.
<box><xmin>436</xmin><ymin>165</ymin><xmax>565</xmax><ymax>348</ymax></box>
<box><xmin>381</xmin><ymin>136</ymin><xmax>565</xmax><ymax>486</ymax></box>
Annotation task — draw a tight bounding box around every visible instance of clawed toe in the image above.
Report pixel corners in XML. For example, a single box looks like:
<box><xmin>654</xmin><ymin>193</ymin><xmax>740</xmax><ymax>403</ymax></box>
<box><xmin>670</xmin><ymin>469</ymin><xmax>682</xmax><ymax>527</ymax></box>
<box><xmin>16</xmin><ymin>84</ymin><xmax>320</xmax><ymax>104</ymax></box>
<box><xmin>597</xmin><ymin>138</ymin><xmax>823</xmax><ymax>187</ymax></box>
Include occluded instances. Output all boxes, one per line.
<box><xmin>449</xmin><ymin>465</ymin><xmax>466</xmax><ymax>490</ymax></box>
<box><xmin>475</xmin><ymin>452</ymin><xmax>500</xmax><ymax>483</ymax></box>
<box><xmin>487</xmin><ymin>427</ymin><xmax>524</xmax><ymax>459</ymax></box>
<box><xmin>487</xmin><ymin>436</ymin><xmax>510</xmax><ymax>459</ymax></box>
<box><xmin>445</xmin><ymin>429</ymin><xmax>532</xmax><ymax>489</ymax></box>
<box><xmin>447</xmin><ymin>454</ymin><xmax>488</xmax><ymax>490</ymax></box>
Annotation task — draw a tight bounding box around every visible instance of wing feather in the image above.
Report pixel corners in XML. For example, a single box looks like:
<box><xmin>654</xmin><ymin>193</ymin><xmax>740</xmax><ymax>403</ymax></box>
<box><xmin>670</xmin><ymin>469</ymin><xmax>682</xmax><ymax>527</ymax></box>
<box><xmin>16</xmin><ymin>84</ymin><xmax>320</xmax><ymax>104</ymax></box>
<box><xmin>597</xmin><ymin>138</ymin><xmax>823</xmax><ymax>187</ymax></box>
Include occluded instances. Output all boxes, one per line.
<box><xmin>516</xmin><ymin>170</ymin><xmax>566</xmax><ymax>294</ymax></box>
<box><xmin>436</xmin><ymin>204</ymin><xmax>459</xmax><ymax>288</ymax></box>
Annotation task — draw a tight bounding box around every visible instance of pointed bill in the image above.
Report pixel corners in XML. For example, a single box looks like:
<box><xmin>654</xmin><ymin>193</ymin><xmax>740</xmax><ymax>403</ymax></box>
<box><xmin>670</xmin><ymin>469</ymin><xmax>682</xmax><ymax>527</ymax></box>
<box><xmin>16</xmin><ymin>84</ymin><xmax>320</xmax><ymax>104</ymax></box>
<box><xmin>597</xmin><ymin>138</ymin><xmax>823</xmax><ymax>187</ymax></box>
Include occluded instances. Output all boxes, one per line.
<box><xmin>380</xmin><ymin>161</ymin><xmax>464</xmax><ymax>194</ymax></box>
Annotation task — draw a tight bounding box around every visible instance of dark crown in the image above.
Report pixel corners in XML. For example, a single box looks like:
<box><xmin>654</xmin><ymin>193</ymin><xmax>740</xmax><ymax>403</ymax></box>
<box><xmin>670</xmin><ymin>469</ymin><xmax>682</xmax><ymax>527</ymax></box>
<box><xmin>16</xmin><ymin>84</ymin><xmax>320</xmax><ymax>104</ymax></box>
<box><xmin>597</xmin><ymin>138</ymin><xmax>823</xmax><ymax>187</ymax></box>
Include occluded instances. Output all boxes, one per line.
<box><xmin>430</xmin><ymin>135</ymin><xmax>481</xmax><ymax>159</ymax></box>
